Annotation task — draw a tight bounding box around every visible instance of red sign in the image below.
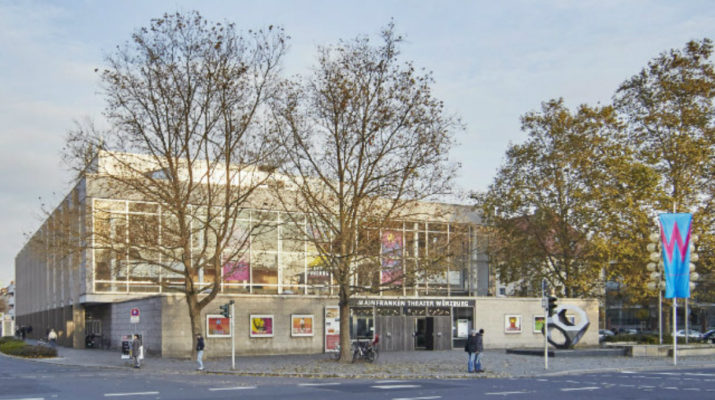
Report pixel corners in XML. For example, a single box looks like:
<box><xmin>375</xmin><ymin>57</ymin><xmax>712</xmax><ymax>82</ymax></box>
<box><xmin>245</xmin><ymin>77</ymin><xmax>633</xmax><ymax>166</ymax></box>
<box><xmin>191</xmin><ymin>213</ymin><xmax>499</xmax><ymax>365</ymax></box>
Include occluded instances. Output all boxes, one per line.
<box><xmin>131</xmin><ymin>308</ymin><xmax>140</xmax><ymax>317</ymax></box>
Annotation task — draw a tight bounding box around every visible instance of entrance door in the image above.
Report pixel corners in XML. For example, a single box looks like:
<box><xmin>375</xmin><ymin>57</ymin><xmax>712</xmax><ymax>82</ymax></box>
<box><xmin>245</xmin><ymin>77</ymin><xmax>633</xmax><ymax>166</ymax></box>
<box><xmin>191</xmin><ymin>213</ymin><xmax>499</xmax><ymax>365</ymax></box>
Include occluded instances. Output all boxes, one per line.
<box><xmin>414</xmin><ymin>317</ymin><xmax>434</xmax><ymax>350</ymax></box>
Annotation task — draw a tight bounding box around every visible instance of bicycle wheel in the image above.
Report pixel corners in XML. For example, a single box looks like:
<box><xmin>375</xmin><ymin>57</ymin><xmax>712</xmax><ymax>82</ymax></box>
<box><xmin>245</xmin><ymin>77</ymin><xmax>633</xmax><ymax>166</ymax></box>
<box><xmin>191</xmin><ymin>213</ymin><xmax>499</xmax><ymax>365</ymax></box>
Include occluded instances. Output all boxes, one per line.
<box><xmin>330</xmin><ymin>345</ymin><xmax>340</xmax><ymax>360</ymax></box>
<box><xmin>366</xmin><ymin>348</ymin><xmax>376</xmax><ymax>362</ymax></box>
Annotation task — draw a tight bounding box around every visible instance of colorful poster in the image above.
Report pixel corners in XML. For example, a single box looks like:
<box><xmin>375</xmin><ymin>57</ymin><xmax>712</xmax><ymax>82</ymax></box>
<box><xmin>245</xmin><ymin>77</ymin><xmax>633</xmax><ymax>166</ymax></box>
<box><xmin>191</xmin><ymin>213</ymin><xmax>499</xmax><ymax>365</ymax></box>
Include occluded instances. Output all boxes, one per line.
<box><xmin>381</xmin><ymin>230</ymin><xmax>403</xmax><ymax>284</ymax></box>
<box><xmin>659</xmin><ymin>213</ymin><xmax>693</xmax><ymax>299</ymax></box>
<box><xmin>533</xmin><ymin>316</ymin><xmax>545</xmax><ymax>333</ymax></box>
<box><xmin>291</xmin><ymin>314</ymin><xmax>314</xmax><ymax>337</ymax></box>
<box><xmin>249</xmin><ymin>315</ymin><xmax>273</xmax><ymax>337</ymax></box>
<box><xmin>223</xmin><ymin>258</ymin><xmax>250</xmax><ymax>282</ymax></box>
<box><xmin>207</xmin><ymin>314</ymin><xmax>231</xmax><ymax>337</ymax></box>
<box><xmin>324</xmin><ymin>306</ymin><xmax>340</xmax><ymax>352</ymax></box>
<box><xmin>504</xmin><ymin>314</ymin><xmax>522</xmax><ymax>333</ymax></box>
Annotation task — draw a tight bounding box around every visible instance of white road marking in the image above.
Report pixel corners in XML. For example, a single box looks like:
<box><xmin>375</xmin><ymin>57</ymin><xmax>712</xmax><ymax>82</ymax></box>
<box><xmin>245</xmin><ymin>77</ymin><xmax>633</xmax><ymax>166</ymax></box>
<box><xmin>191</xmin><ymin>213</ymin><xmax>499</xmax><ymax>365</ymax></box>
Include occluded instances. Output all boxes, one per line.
<box><xmin>299</xmin><ymin>382</ymin><xmax>342</xmax><ymax>387</ymax></box>
<box><xmin>485</xmin><ymin>391</ymin><xmax>530</xmax><ymax>396</ymax></box>
<box><xmin>685</xmin><ymin>373</ymin><xmax>715</xmax><ymax>377</ymax></box>
<box><xmin>208</xmin><ymin>386</ymin><xmax>257</xmax><ymax>391</ymax></box>
<box><xmin>372</xmin><ymin>385</ymin><xmax>421</xmax><ymax>390</ymax></box>
<box><xmin>664</xmin><ymin>387</ymin><xmax>679</xmax><ymax>390</ymax></box>
<box><xmin>104</xmin><ymin>392</ymin><xmax>159</xmax><ymax>397</ymax></box>
<box><xmin>3</xmin><ymin>398</ymin><xmax>45</xmax><ymax>400</ymax></box>
<box><xmin>392</xmin><ymin>397</ymin><xmax>441</xmax><ymax>400</ymax></box>
<box><xmin>619</xmin><ymin>384</ymin><xmax>635</xmax><ymax>388</ymax></box>
<box><xmin>683</xmin><ymin>388</ymin><xmax>701</xmax><ymax>391</ymax></box>
<box><xmin>560</xmin><ymin>387</ymin><xmax>599</xmax><ymax>392</ymax></box>
<box><xmin>654</xmin><ymin>372</ymin><xmax>681</xmax><ymax>376</ymax></box>
<box><xmin>621</xmin><ymin>371</ymin><xmax>636</xmax><ymax>374</ymax></box>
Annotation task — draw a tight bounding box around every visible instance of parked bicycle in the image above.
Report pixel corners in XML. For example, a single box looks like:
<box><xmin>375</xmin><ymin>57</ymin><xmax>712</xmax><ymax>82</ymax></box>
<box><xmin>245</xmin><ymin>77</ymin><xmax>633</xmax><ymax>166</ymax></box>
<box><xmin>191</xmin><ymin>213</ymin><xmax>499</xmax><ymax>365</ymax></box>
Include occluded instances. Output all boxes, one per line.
<box><xmin>352</xmin><ymin>334</ymin><xmax>379</xmax><ymax>363</ymax></box>
<box><xmin>328</xmin><ymin>334</ymin><xmax>380</xmax><ymax>363</ymax></box>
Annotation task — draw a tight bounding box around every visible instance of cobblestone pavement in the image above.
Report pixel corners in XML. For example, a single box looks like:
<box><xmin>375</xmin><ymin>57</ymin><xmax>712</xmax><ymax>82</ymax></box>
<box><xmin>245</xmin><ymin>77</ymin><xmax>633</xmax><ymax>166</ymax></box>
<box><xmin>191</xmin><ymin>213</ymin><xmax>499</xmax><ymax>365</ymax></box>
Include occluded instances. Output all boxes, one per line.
<box><xmin>25</xmin><ymin>342</ymin><xmax>715</xmax><ymax>379</ymax></box>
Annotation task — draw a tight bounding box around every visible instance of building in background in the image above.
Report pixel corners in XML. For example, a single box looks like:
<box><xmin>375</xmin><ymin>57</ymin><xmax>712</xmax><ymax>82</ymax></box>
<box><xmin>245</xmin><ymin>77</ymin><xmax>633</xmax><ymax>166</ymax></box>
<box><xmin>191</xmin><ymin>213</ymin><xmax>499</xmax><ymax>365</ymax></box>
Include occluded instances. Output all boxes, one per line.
<box><xmin>0</xmin><ymin>281</ymin><xmax>15</xmax><ymax>337</ymax></box>
<box><xmin>15</xmin><ymin>151</ymin><xmax>597</xmax><ymax>357</ymax></box>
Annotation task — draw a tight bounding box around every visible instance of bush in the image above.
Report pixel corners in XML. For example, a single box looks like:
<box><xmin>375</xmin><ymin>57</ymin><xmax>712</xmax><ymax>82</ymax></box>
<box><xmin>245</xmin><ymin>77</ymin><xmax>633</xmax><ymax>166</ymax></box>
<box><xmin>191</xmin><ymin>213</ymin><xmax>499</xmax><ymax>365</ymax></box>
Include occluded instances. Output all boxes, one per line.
<box><xmin>0</xmin><ymin>336</ymin><xmax>22</xmax><ymax>345</ymax></box>
<box><xmin>0</xmin><ymin>340</ymin><xmax>57</xmax><ymax>358</ymax></box>
<box><xmin>604</xmin><ymin>333</ymin><xmax>689</xmax><ymax>345</ymax></box>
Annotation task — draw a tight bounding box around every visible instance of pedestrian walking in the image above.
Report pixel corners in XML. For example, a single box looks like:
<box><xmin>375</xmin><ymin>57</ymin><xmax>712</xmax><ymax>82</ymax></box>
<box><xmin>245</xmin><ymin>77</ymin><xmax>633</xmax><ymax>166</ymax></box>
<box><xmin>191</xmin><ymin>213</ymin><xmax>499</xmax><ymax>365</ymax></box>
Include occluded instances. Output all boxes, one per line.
<box><xmin>48</xmin><ymin>329</ymin><xmax>57</xmax><ymax>348</ymax></box>
<box><xmin>475</xmin><ymin>328</ymin><xmax>485</xmax><ymax>372</ymax></box>
<box><xmin>196</xmin><ymin>333</ymin><xmax>205</xmax><ymax>371</ymax></box>
<box><xmin>131</xmin><ymin>334</ymin><xmax>142</xmax><ymax>368</ymax></box>
<box><xmin>464</xmin><ymin>329</ymin><xmax>479</xmax><ymax>373</ymax></box>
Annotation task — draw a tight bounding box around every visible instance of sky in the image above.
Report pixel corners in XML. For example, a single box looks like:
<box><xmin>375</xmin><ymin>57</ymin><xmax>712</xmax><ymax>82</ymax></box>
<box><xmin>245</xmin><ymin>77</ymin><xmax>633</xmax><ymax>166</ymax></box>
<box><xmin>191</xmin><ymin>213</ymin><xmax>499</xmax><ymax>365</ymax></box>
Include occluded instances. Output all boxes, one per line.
<box><xmin>1</xmin><ymin>0</ymin><xmax>714</xmax><ymax>284</ymax></box>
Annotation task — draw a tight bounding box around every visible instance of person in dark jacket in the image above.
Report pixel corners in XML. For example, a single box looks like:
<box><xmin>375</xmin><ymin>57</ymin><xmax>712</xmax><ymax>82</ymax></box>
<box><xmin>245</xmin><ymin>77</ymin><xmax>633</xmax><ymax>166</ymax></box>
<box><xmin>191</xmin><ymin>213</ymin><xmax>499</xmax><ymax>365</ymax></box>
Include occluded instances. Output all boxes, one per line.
<box><xmin>475</xmin><ymin>329</ymin><xmax>485</xmax><ymax>372</ymax></box>
<box><xmin>196</xmin><ymin>334</ymin><xmax>205</xmax><ymax>371</ymax></box>
<box><xmin>131</xmin><ymin>334</ymin><xmax>141</xmax><ymax>368</ymax></box>
<box><xmin>464</xmin><ymin>329</ymin><xmax>479</xmax><ymax>373</ymax></box>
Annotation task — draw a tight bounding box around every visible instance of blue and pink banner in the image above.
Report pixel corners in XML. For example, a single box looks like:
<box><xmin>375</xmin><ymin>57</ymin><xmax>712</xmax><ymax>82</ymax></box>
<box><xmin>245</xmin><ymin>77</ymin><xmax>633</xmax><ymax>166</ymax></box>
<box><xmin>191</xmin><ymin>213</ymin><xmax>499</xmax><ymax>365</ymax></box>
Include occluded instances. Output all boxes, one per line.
<box><xmin>658</xmin><ymin>213</ymin><xmax>693</xmax><ymax>299</ymax></box>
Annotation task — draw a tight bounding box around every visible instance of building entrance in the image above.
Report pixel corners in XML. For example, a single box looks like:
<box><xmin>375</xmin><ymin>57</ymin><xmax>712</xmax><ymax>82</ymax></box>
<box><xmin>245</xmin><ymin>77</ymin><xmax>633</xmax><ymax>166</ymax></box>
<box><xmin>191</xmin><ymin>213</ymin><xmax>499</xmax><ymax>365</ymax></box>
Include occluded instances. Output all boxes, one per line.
<box><xmin>414</xmin><ymin>317</ymin><xmax>433</xmax><ymax>350</ymax></box>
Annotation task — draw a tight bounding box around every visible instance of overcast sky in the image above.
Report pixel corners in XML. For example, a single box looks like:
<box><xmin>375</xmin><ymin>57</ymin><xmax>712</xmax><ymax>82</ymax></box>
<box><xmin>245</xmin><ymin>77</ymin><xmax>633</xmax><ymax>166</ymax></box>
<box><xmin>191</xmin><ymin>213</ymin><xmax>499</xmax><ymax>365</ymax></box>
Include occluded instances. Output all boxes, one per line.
<box><xmin>1</xmin><ymin>0</ymin><xmax>714</xmax><ymax>284</ymax></box>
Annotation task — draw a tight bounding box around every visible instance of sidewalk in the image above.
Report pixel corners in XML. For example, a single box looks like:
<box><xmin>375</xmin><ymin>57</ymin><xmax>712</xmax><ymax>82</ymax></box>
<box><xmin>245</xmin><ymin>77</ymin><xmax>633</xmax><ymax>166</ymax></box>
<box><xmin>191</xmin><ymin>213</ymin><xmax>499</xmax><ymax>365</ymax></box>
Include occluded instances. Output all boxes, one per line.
<box><xmin>25</xmin><ymin>341</ymin><xmax>715</xmax><ymax>379</ymax></box>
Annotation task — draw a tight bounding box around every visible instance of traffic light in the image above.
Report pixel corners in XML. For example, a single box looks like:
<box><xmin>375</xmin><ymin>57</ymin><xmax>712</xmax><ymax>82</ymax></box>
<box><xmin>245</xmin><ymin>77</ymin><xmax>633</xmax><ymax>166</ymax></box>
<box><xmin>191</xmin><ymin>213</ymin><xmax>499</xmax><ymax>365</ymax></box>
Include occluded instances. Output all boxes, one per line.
<box><xmin>219</xmin><ymin>303</ymin><xmax>231</xmax><ymax>318</ymax></box>
<box><xmin>547</xmin><ymin>296</ymin><xmax>558</xmax><ymax>317</ymax></box>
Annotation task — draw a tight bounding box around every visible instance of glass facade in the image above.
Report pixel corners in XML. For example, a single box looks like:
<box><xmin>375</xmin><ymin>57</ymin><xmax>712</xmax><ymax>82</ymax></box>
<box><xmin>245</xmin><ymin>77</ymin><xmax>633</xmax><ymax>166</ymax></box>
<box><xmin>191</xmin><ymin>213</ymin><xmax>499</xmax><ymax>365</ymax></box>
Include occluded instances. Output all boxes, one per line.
<box><xmin>91</xmin><ymin>198</ymin><xmax>477</xmax><ymax>296</ymax></box>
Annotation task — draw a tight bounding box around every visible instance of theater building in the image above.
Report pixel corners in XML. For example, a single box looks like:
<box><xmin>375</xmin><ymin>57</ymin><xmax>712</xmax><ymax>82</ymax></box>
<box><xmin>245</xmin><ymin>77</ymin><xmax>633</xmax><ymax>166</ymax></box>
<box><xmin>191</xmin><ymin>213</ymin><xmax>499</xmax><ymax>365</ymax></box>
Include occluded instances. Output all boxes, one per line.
<box><xmin>15</xmin><ymin>151</ymin><xmax>597</xmax><ymax>357</ymax></box>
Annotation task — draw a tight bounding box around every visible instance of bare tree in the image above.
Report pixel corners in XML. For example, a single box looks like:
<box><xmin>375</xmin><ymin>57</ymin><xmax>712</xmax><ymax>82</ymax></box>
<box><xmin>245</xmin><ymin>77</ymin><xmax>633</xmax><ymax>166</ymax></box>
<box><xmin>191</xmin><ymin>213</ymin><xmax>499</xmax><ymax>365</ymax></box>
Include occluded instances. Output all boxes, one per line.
<box><xmin>270</xmin><ymin>23</ymin><xmax>461</xmax><ymax>362</ymax></box>
<box><xmin>63</xmin><ymin>11</ymin><xmax>287</xmax><ymax>355</ymax></box>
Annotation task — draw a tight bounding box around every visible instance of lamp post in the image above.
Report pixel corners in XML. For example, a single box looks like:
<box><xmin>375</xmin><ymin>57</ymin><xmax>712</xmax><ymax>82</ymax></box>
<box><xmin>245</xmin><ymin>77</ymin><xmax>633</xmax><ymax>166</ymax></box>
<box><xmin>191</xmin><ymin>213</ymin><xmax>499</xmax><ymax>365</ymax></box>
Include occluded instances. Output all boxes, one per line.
<box><xmin>646</xmin><ymin>232</ymin><xmax>663</xmax><ymax>344</ymax></box>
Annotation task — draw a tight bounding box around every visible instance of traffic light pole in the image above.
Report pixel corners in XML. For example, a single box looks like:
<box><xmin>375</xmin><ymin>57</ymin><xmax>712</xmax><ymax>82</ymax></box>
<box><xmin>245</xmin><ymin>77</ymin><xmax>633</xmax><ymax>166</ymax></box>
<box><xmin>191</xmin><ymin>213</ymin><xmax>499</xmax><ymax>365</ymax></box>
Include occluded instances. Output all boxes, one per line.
<box><xmin>230</xmin><ymin>301</ymin><xmax>236</xmax><ymax>370</ymax></box>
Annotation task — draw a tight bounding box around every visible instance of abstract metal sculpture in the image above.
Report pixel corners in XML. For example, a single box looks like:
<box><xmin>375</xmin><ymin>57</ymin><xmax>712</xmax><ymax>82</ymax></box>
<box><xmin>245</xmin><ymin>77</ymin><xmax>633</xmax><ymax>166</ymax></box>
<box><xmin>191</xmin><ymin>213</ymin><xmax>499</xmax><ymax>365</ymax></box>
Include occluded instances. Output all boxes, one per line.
<box><xmin>545</xmin><ymin>304</ymin><xmax>590</xmax><ymax>349</ymax></box>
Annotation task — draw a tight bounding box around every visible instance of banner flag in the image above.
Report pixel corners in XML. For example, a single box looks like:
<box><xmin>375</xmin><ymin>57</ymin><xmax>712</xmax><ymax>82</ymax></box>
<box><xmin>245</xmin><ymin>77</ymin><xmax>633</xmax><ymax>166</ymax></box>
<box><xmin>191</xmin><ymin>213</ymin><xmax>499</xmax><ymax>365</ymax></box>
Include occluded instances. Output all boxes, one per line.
<box><xmin>658</xmin><ymin>213</ymin><xmax>692</xmax><ymax>299</ymax></box>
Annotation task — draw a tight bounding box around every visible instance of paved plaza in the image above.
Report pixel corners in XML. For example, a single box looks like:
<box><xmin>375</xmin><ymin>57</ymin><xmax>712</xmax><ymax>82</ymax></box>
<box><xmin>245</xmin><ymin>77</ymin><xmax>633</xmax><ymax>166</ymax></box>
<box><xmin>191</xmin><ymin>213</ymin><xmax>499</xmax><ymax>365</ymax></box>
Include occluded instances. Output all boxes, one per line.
<box><xmin>26</xmin><ymin>341</ymin><xmax>715</xmax><ymax>379</ymax></box>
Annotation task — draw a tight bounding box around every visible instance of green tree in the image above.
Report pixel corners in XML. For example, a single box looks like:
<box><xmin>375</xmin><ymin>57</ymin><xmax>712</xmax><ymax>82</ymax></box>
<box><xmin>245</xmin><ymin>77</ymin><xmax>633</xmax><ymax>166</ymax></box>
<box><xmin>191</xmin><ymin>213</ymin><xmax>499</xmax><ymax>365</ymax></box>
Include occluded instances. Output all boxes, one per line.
<box><xmin>475</xmin><ymin>99</ymin><xmax>658</xmax><ymax>299</ymax></box>
<box><xmin>270</xmin><ymin>23</ymin><xmax>460</xmax><ymax>362</ymax></box>
<box><xmin>614</xmin><ymin>38</ymin><xmax>715</xmax><ymax>306</ymax></box>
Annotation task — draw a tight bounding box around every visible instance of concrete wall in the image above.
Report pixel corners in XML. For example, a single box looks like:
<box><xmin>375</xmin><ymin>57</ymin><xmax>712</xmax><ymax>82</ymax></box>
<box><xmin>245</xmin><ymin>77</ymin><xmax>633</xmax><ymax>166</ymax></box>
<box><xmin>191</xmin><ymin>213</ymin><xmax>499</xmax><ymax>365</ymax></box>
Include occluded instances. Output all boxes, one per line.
<box><xmin>474</xmin><ymin>297</ymin><xmax>599</xmax><ymax>349</ymax></box>
<box><xmin>108</xmin><ymin>296</ymin><xmax>163</xmax><ymax>355</ymax></box>
<box><xmin>160</xmin><ymin>295</ymin><xmax>336</xmax><ymax>358</ymax></box>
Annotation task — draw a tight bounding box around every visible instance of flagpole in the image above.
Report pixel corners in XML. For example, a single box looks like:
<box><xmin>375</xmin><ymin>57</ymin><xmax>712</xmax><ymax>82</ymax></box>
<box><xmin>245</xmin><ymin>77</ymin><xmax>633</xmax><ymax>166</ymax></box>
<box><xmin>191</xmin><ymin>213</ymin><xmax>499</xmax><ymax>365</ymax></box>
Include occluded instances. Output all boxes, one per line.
<box><xmin>673</xmin><ymin>298</ymin><xmax>677</xmax><ymax>366</ymax></box>
<box><xmin>672</xmin><ymin>203</ymin><xmax>677</xmax><ymax>366</ymax></box>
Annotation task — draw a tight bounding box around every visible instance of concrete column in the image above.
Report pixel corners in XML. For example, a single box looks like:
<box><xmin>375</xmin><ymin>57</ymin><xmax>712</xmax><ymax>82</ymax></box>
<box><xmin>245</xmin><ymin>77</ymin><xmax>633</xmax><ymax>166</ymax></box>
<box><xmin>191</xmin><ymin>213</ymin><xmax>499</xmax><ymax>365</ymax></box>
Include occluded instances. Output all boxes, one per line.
<box><xmin>72</xmin><ymin>304</ymin><xmax>85</xmax><ymax>348</ymax></box>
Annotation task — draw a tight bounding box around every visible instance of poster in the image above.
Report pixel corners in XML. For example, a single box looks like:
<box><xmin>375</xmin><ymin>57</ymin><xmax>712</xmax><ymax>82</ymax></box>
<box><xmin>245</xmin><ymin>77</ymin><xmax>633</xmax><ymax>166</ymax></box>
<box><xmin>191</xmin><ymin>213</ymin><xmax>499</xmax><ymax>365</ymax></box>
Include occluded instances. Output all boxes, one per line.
<box><xmin>291</xmin><ymin>314</ymin><xmax>314</xmax><ymax>337</ymax></box>
<box><xmin>324</xmin><ymin>306</ymin><xmax>340</xmax><ymax>352</ymax></box>
<box><xmin>207</xmin><ymin>314</ymin><xmax>231</xmax><ymax>337</ymax></box>
<box><xmin>250</xmin><ymin>315</ymin><xmax>274</xmax><ymax>337</ymax></box>
<box><xmin>381</xmin><ymin>230</ymin><xmax>403</xmax><ymax>284</ymax></box>
<box><xmin>457</xmin><ymin>319</ymin><xmax>469</xmax><ymax>338</ymax></box>
<box><xmin>504</xmin><ymin>314</ymin><xmax>522</xmax><ymax>333</ymax></box>
<box><xmin>223</xmin><ymin>258</ymin><xmax>250</xmax><ymax>282</ymax></box>
<box><xmin>533</xmin><ymin>315</ymin><xmax>545</xmax><ymax>333</ymax></box>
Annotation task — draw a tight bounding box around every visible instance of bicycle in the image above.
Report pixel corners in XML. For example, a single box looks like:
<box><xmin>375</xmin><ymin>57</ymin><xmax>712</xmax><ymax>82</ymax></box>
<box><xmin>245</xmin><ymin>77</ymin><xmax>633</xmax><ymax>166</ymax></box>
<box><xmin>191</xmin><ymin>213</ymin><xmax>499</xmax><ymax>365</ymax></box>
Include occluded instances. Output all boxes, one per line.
<box><xmin>351</xmin><ymin>335</ymin><xmax>379</xmax><ymax>363</ymax></box>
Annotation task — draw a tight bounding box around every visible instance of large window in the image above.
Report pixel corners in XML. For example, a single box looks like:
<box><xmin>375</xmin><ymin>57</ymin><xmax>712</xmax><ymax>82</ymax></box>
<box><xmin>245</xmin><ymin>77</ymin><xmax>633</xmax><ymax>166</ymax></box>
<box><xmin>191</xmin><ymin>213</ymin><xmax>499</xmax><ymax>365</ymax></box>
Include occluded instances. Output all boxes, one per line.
<box><xmin>91</xmin><ymin>199</ymin><xmax>476</xmax><ymax>296</ymax></box>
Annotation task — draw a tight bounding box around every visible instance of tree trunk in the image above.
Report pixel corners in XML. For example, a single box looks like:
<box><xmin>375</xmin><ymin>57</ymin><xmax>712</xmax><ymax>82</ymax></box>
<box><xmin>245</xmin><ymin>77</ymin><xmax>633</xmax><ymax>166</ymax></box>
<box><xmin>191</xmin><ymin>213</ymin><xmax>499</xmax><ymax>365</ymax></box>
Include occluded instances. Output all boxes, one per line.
<box><xmin>338</xmin><ymin>287</ymin><xmax>352</xmax><ymax>363</ymax></box>
<box><xmin>186</xmin><ymin>293</ymin><xmax>202</xmax><ymax>360</ymax></box>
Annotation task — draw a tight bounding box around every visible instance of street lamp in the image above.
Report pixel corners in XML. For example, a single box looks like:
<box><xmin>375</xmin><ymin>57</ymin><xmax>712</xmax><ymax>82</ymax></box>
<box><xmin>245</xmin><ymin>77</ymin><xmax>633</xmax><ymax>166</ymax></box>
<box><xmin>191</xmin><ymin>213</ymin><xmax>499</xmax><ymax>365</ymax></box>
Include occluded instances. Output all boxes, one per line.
<box><xmin>646</xmin><ymin>231</ymin><xmax>664</xmax><ymax>344</ymax></box>
<box><xmin>685</xmin><ymin>235</ymin><xmax>699</xmax><ymax>344</ymax></box>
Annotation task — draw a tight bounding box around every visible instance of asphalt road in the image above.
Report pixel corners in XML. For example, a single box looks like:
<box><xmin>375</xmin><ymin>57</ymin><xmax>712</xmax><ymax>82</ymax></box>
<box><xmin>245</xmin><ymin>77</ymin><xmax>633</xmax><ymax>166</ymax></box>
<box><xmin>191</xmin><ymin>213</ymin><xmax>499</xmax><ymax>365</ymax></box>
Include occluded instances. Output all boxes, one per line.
<box><xmin>2</xmin><ymin>353</ymin><xmax>715</xmax><ymax>400</ymax></box>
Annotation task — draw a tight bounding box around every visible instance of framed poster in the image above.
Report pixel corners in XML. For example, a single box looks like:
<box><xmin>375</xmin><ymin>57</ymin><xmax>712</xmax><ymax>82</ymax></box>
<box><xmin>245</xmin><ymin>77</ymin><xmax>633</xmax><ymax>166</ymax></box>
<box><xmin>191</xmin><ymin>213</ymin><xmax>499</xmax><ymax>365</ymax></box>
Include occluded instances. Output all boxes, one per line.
<box><xmin>533</xmin><ymin>315</ymin><xmax>545</xmax><ymax>333</ymax></box>
<box><xmin>504</xmin><ymin>314</ymin><xmax>522</xmax><ymax>333</ymax></box>
<box><xmin>456</xmin><ymin>319</ymin><xmax>469</xmax><ymax>338</ymax></box>
<box><xmin>207</xmin><ymin>314</ymin><xmax>231</xmax><ymax>337</ymax></box>
<box><xmin>249</xmin><ymin>314</ymin><xmax>274</xmax><ymax>337</ymax></box>
<box><xmin>291</xmin><ymin>314</ymin><xmax>314</xmax><ymax>337</ymax></box>
<box><xmin>324</xmin><ymin>306</ymin><xmax>340</xmax><ymax>352</ymax></box>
